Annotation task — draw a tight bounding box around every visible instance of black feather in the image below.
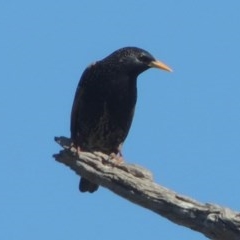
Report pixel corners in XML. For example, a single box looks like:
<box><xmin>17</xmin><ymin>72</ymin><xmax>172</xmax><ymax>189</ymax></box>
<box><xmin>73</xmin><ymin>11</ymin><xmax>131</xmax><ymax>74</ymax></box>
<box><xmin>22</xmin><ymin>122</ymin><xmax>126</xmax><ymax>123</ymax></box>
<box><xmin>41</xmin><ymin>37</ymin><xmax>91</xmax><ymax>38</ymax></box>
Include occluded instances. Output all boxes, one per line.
<box><xmin>70</xmin><ymin>47</ymin><xmax>169</xmax><ymax>193</ymax></box>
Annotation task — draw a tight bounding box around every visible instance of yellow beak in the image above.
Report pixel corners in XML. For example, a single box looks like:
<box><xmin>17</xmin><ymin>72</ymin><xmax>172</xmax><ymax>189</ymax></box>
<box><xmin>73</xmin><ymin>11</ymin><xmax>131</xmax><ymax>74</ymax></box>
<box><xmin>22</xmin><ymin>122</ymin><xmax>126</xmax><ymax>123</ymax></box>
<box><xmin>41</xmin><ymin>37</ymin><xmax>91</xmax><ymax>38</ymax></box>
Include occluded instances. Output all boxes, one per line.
<box><xmin>148</xmin><ymin>60</ymin><xmax>173</xmax><ymax>72</ymax></box>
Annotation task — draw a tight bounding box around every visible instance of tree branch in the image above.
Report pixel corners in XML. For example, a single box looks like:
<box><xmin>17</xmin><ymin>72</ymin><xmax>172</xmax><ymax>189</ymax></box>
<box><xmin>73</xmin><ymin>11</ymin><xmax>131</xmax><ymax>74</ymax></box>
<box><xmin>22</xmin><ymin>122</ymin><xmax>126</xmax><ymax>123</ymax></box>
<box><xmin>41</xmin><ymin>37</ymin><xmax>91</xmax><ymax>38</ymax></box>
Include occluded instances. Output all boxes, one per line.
<box><xmin>53</xmin><ymin>136</ymin><xmax>240</xmax><ymax>240</ymax></box>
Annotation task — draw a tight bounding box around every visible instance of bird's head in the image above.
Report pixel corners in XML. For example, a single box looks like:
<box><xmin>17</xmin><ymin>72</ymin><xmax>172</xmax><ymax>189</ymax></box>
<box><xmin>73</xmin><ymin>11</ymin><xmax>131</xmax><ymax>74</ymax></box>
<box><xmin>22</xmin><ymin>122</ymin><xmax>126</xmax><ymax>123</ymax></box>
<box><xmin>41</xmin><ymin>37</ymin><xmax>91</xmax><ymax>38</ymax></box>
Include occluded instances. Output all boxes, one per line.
<box><xmin>101</xmin><ymin>47</ymin><xmax>172</xmax><ymax>77</ymax></box>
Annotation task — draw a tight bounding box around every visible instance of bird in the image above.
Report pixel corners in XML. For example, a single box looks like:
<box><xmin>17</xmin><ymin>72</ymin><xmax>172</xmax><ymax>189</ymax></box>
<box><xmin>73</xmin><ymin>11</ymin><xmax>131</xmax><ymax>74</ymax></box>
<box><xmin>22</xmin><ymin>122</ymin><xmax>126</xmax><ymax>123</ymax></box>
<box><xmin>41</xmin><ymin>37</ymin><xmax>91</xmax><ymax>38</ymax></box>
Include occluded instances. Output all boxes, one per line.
<box><xmin>70</xmin><ymin>47</ymin><xmax>172</xmax><ymax>193</ymax></box>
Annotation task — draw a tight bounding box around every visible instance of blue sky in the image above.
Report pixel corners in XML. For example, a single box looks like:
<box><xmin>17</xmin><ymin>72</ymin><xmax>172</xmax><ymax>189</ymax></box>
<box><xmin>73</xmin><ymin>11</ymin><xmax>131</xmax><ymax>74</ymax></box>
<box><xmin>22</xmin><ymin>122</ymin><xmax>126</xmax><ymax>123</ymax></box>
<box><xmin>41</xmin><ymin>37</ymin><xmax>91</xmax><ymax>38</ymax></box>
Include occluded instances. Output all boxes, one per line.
<box><xmin>1</xmin><ymin>1</ymin><xmax>240</xmax><ymax>239</ymax></box>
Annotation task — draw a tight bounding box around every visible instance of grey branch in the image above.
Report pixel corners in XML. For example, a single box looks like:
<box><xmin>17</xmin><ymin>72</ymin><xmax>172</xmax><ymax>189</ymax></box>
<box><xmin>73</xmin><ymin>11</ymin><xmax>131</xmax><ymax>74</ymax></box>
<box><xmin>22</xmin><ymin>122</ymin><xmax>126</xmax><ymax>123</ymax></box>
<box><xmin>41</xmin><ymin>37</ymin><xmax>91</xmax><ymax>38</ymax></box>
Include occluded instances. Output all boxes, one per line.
<box><xmin>53</xmin><ymin>136</ymin><xmax>240</xmax><ymax>240</ymax></box>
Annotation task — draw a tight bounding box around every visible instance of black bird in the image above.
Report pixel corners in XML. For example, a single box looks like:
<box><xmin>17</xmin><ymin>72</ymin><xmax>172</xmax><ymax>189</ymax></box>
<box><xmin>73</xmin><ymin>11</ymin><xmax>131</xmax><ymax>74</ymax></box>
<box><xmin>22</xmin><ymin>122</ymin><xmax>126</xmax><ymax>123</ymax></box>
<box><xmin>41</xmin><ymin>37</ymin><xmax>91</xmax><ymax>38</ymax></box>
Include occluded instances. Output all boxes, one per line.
<box><xmin>71</xmin><ymin>47</ymin><xmax>172</xmax><ymax>193</ymax></box>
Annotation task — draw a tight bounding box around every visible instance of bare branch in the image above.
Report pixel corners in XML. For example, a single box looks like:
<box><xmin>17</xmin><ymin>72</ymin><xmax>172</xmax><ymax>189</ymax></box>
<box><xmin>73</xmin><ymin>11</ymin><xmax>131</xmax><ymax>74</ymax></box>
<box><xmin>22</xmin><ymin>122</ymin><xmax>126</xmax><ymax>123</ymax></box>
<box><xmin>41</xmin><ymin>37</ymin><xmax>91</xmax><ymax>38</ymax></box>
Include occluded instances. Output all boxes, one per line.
<box><xmin>53</xmin><ymin>136</ymin><xmax>240</xmax><ymax>240</ymax></box>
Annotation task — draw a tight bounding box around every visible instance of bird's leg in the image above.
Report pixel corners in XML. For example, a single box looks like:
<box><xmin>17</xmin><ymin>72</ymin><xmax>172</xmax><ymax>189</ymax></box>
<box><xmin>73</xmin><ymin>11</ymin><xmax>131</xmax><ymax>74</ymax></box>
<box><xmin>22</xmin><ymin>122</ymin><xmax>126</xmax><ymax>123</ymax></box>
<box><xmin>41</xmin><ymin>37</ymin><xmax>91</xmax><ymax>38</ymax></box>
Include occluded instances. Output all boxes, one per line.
<box><xmin>76</xmin><ymin>146</ymin><xmax>82</xmax><ymax>157</ymax></box>
<box><xmin>70</xmin><ymin>141</ymin><xmax>82</xmax><ymax>157</ymax></box>
<box><xmin>117</xmin><ymin>143</ymin><xmax>123</xmax><ymax>157</ymax></box>
<box><xmin>108</xmin><ymin>153</ymin><xmax>124</xmax><ymax>165</ymax></box>
<box><xmin>109</xmin><ymin>143</ymin><xmax>124</xmax><ymax>165</ymax></box>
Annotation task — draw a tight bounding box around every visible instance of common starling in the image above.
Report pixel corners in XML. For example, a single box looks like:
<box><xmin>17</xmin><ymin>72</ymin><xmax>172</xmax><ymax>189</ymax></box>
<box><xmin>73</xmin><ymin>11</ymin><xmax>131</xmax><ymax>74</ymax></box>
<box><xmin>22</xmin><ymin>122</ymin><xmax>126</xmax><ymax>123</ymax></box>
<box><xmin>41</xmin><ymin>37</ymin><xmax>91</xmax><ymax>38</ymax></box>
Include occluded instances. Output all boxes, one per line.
<box><xmin>71</xmin><ymin>47</ymin><xmax>172</xmax><ymax>193</ymax></box>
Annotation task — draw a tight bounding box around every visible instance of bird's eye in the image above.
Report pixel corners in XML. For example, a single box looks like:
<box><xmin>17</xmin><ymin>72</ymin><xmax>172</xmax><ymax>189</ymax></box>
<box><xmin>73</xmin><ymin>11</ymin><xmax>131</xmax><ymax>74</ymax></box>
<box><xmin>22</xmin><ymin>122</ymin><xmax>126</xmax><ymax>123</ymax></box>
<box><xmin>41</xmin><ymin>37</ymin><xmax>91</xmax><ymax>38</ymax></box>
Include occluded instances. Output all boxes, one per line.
<box><xmin>138</xmin><ymin>54</ymin><xmax>150</xmax><ymax>63</ymax></box>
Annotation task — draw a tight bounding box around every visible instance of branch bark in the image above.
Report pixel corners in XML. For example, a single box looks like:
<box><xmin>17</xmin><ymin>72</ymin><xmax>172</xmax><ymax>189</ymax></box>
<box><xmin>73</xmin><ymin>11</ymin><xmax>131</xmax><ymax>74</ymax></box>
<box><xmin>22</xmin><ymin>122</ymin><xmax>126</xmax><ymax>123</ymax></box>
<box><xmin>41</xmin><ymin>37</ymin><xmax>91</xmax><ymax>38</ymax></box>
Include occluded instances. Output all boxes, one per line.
<box><xmin>53</xmin><ymin>136</ymin><xmax>240</xmax><ymax>240</ymax></box>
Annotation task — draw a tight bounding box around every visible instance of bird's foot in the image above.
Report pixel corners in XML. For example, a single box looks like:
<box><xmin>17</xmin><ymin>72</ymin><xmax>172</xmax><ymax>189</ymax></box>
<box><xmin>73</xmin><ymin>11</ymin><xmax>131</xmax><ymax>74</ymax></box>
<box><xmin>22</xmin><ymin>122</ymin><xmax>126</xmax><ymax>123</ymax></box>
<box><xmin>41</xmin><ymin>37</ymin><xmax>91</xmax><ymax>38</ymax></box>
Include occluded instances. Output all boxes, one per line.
<box><xmin>101</xmin><ymin>152</ymin><xmax>124</xmax><ymax>166</ymax></box>
<box><xmin>76</xmin><ymin>146</ymin><xmax>82</xmax><ymax>158</ymax></box>
<box><xmin>108</xmin><ymin>152</ymin><xmax>124</xmax><ymax>165</ymax></box>
<box><xmin>70</xmin><ymin>143</ymin><xmax>82</xmax><ymax>156</ymax></box>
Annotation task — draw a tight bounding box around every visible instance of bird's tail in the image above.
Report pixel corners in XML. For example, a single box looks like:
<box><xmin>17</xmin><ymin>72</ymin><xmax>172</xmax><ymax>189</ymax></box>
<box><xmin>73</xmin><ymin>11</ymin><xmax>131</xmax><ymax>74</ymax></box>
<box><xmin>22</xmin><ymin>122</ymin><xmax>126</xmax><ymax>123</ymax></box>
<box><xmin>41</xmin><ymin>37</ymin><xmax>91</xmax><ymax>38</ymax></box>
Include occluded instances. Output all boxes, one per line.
<box><xmin>79</xmin><ymin>178</ymin><xmax>99</xmax><ymax>193</ymax></box>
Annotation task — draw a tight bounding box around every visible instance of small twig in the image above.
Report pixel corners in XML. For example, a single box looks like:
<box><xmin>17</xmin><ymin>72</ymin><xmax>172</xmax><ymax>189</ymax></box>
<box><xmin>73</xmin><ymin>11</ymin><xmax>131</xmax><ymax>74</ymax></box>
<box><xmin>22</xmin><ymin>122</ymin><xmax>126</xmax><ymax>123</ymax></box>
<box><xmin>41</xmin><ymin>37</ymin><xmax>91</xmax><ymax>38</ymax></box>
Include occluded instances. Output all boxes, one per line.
<box><xmin>53</xmin><ymin>136</ymin><xmax>240</xmax><ymax>240</ymax></box>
